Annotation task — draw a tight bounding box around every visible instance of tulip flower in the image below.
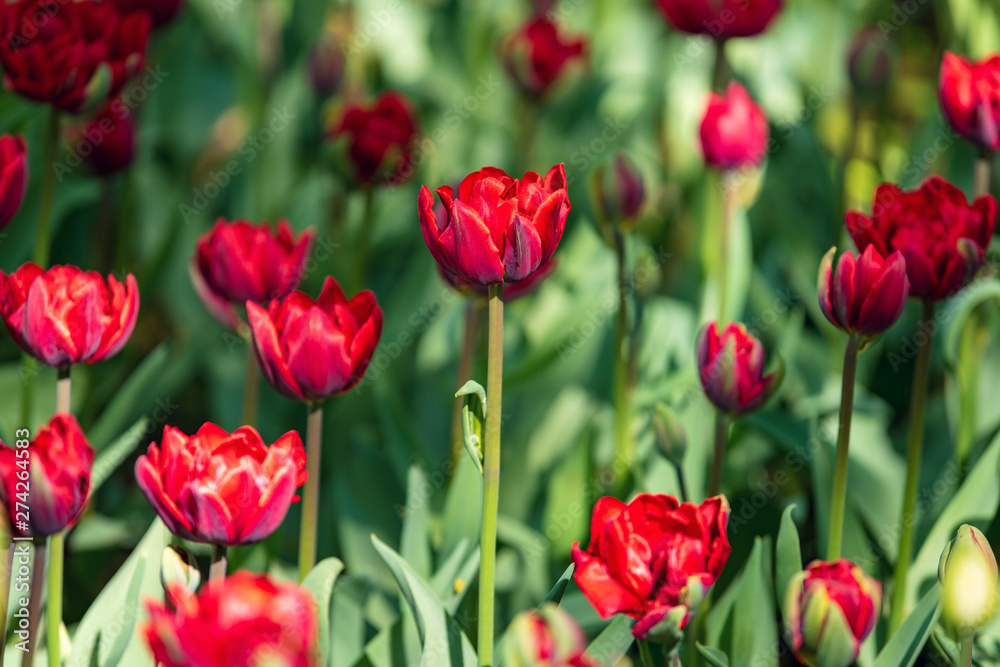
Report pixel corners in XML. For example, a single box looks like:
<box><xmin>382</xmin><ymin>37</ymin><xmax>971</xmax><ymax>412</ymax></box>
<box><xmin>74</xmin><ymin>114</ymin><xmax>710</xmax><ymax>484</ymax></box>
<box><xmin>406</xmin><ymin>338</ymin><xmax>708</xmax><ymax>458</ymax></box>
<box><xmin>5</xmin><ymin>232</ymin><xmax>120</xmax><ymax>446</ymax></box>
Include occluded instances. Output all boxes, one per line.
<box><xmin>653</xmin><ymin>0</ymin><xmax>783</xmax><ymax>39</ymax></box>
<box><xmin>192</xmin><ymin>218</ymin><xmax>315</xmax><ymax>330</ymax></box>
<box><xmin>111</xmin><ymin>0</ymin><xmax>184</xmax><ymax>28</ymax></box>
<box><xmin>135</xmin><ymin>423</ymin><xmax>306</xmax><ymax>546</ymax></box>
<box><xmin>502</xmin><ymin>15</ymin><xmax>587</xmax><ymax>99</ymax></box>
<box><xmin>0</xmin><ymin>0</ymin><xmax>150</xmax><ymax>115</ymax></box>
<box><xmin>785</xmin><ymin>559</ymin><xmax>881</xmax><ymax>667</ymax></box>
<box><xmin>939</xmin><ymin>525</ymin><xmax>999</xmax><ymax>634</ymax></box>
<box><xmin>847</xmin><ymin>27</ymin><xmax>894</xmax><ymax>103</ymax></box>
<box><xmin>308</xmin><ymin>39</ymin><xmax>345</xmax><ymax>99</ymax></box>
<box><xmin>939</xmin><ymin>52</ymin><xmax>1000</xmax><ymax>154</ymax></box>
<box><xmin>329</xmin><ymin>91</ymin><xmax>418</xmax><ymax>186</ymax></box>
<box><xmin>590</xmin><ymin>153</ymin><xmax>646</xmax><ymax>244</ymax></box>
<box><xmin>572</xmin><ymin>494</ymin><xmax>731</xmax><ymax>642</ymax></box>
<box><xmin>0</xmin><ymin>415</ymin><xmax>94</xmax><ymax>537</ymax></box>
<box><xmin>504</xmin><ymin>603</ymin><xmax>599</xmax><ymax>667</ymax></box>
<box><xmin>145</xmin><ymin>571</ymin><xmax>320</xmax><ymax>667</ymax></box>
<box><xmin>700</xmin><ymin>82</ymin><xmax>770</xmax><ymax>172</ymax></box>
<box><xmin>818</xmin><ymin>246</ymin><xmax>909</xmax><ymax>342</ymax></box>
<box><xmin>419</xmin><ymin>164</ymin><xmax>570</xmax><ymax>286</ymax></box>
<box><xmin>438</xmin><ymin>258</ymin><xmax>557</xmax><ymax>302</ymax></box>
<box><xmin>697</xmin><ymin>321</ymin><xmax>780</xmax><ymax>417</ymax></box>
<box><xmin>160</xmin><ymin>545</ymin><xmax>201</xmax><ymax>609</ymax></box>
<box><xmin>0</xmin><ymin>263</ymin><xmax>139</xmax><ymax>368</ymax></box>
<box><xmin>67</xmin><ymin>104</ymin><xmax>137</xmax><ymax>176</ymax></box>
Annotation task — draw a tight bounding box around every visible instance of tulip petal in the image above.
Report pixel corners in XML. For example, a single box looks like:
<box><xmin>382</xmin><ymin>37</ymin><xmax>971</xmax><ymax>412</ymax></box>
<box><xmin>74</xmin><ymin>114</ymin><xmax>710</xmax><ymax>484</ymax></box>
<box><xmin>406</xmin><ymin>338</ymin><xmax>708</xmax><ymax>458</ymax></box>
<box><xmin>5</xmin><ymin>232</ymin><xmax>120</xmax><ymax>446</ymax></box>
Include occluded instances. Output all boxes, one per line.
<box><xmin>856</xmin><ymin>251</ymin><xmax>909</xmax><ymax>337</ymax></box>
<box><xmin>436</xmin><ymin>199</ymin><xmax>504</xmax><ymax>285</ymax></box>
<box><xmin>503</xmin><ymin>214</ymin><xmax>544</xmax><ymax>282</ymax></box>
<box><xmin>571</xmin><ymin>544</ymin><xmax>647</xmax><ymax>618</ymax></box>
<box><xmin>247</xmin><ymin>300</ymin><xmax>304</xmax><ymax>400</ymax></box>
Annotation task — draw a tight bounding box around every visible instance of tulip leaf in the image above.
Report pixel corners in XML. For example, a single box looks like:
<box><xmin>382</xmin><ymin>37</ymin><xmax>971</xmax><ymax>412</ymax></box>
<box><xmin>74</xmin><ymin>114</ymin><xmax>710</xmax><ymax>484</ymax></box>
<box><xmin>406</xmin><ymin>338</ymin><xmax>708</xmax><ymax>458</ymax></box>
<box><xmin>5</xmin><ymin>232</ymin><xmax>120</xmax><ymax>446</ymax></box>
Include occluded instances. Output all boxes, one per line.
<box><xmin>86</xmin><ymin>343</ymin><xmax>170</xmax><ymax>450</ymax></box>
<box><xmin>89</xmin><ymin>417</ymin><xmax>150</xmax><ymax>494</ymax></box>
<box><xmin>85</xmin><ymin>554</ymin><xmax>146</xmax><ymax>667</ymax></box>
<box><xmin>455</xmin><ymin>380</ymin><xmax>486</xmax><ymax>474</ymax></box>
<box><xmin>872</xmin><ymin>586</ymin><xmax>941</xmax><ymax>667</ymax></box>
<box><xmin>540</xmin><ymin>563</ymin><xmax>575</xmax><ymax>608</ymax></box>
<box><xmin>731</xmin><ymin>538</ymin><xmax>778</xmax><ymax>667</ymax></box>
<box><xmin>583</xmin><ymin>614</ymin><xmax>635</xmax><ymax>665</ymax></box>
<box><xmin>371</xmin><ymin>534</ymin><xmax>478</xmax><ymax>667</ymax></box>
<box><xmin>400</xmin><ymin>464</ymin><xmax>433</xmax><ymax>579</ymax></box>
<box><xmin>301</xmin><ymin>557</ymin><xmax>345</xmax><ymax>665</ymax></box>
<box><xmin>697</xmin><ymin>644</ymin><xmax>731</xmax><ymax>667</ymax></box>
<box><xmin>942</xmin><ymin>278</ymin><xmax>1000</xmax><ymax>365</ymax></box>
<box><xmin>775</xmin><ymin>504</ymin><xmax>802</xmax><ymax>610</ymax></box>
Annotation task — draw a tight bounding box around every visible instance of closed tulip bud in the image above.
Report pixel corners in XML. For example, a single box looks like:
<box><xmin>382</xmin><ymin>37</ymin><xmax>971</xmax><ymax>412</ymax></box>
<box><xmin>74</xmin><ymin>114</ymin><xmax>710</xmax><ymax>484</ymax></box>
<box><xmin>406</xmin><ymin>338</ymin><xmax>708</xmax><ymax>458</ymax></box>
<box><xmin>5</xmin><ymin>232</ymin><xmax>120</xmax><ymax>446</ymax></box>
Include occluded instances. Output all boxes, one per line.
<box><xmin>504</xmin><ymin>603</ymin><xmax>599</xmax><ymax>667</ymax></box>
<box><xmin>939</xmin><ymin>524</ymin><xmax>999</xmax><ymax>631</ymax></box>
<box><xmin>67</xmin><ymin>104</ymin><xmax>137</xmax><ymax>176</ymax></box>
<box><xmin>817</xmin><ymin>246</ymin><xmax>909</xmax><ymax>344</ymax></box>
<box><xmin>785</xmin><ymin>560</ymin><xmax>881</xmax><ymax>667</ymax></box>
<box><xmin>308</xmin><ymin>40</ymin><xmax>345</xmax><ymax>99</ymax></box>
<box><xmin>0</xmin><ymin>135</ymin><xmax>27</xmax><ymax>230</ymax></box>
<box><xmin>696</xmin><ymin>322</ymin><xmax>781</xmax><ymax>417</ymax></box>
<box><xmin>700</xmin><ymin>83</ymin><xmax>769</xmax><ymax>171</ymax></box>
<box><xmin>502</xmin><ymin>16</ymin><xmax>587</xmax><ymax>99</ymax></box>
<box><xmin>590</xmin><ymin>153</ymin><xmax>646</xmax><ymax>243</ymax></box>
<box><xmin>847</xmin><ymin>27</ymin><xmax>894</xmax><ymax>102</ymax></box>
<box><xmin>939</xmin><ymin>52</ymin><xmax>1000</xmax><ymax>153</ymax></box>
<box><xmin>160</xmin><ymin>545</ymin><xmax>201</xmax><ymax>608</ymax></box>
<box><xmin>652</xmin><ymin>403</ymin><xmax>686</xmax><ymax>467</ymax></box>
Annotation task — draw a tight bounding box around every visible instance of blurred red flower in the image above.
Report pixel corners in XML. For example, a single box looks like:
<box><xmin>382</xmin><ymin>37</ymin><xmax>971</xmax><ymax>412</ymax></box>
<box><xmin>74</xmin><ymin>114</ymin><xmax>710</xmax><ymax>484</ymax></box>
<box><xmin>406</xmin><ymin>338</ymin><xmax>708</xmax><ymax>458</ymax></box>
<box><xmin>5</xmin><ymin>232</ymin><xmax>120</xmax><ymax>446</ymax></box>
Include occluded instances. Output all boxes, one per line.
<box><xmin>0</xmin><ymin>135</ymin><xmax>27</xmax><ymax>229</ymax></box>
<box><xmin>502</xmin><ymin>15</ymin><xmax>587</xmax><ymax>98</ymax></box>
<box><xmin>653</xmin><ymin>0</ymin><xmax>783</xmax><ymax>39</ymax></box>
<box><xmin>67</xmin><ymin>103</ymin><xmax>137</xmax><ymax>176</ymax></box>
<box><xmin>329</xmin><ymin>91</ymin><xmax>418</xmax><ymax>185</ymax></box>
<box><xmin>939</xmin><ymin>52</ymin><xmax>1000</xmax><ymax>152</ymax></box>
<box><xmin>111</xmin><ymin>0</ymin><xmax>184</xmax><ymax>28</ymax></box>
<box><xmin>697</xmin><ymin>321</ymin><xmax>780</xmax><ymax>417</ymax></box>
<box><xmin>700</xmin><ymin>82</ymin><xmax>769</xmax><ymax>171</ymax></box>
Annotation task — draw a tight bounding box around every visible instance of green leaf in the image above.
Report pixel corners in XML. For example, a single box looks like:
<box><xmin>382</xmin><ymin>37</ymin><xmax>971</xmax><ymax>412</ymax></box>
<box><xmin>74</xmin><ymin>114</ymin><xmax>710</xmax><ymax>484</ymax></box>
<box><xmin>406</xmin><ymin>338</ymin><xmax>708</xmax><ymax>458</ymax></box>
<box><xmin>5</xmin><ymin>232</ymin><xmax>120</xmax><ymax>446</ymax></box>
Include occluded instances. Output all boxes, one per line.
<box><xmin>942</xmin><ymin>279</ymin><xmax>1000</xmax><ymax>365</ymax></box>
<box><xmin>540</xmin><ymin>564</ymin><xmax>575</xmax><ymax>607</ymax></box>
<box><xmin>90</xmin><ymin>418</ymin><xmax>150</xmax><ymax>493</ymax></box>
<box><xmin>301</xmin><ymin>557</ymin><xmax>345</xmax><ymax>665</ymax></box>
<box><xmin>455</xmin><ymin>380</ymin><xmax>486</xmax><ymax>474</ymax></box>
<box><xmin>697</xmin><ymin>644</ymin><xmax>731</xmax><ymax>667</ymax></box>
<box><xmin>775</xmin><ymin>504</ymin><xmax>802</xmax><ymax>611</ymax></box>
<box><xmin>872</xmin><ymin>586</ymin><xmax>941</xmax><ymax>667</ymax></box>
<box><xmin>87</xmin><ymin>344</ymin><xmax>170</xmax><ymax>450</ymax></box>
<box><xmin>400</xmin><ymin>465</ymin><xmax>433</xmax><ymax>579</ymax></box>
<box><xmin>583</xmin><ymin>614</ymin><xmax>635</xmax><ymax>665</ymax></box>
<box><xmin>731</xmin><ymin>538</ymin><xmax>777</xmax><ymax>667</ymax></box>
<box><xmin>93</xmin><ymin>555</ymin><xmax>146</xmax><ymax>667</ymax></box>
<box><xmin>370</xmin><ymin>534</ymin><xmax>478</xmax><ymax>667</ymax></box>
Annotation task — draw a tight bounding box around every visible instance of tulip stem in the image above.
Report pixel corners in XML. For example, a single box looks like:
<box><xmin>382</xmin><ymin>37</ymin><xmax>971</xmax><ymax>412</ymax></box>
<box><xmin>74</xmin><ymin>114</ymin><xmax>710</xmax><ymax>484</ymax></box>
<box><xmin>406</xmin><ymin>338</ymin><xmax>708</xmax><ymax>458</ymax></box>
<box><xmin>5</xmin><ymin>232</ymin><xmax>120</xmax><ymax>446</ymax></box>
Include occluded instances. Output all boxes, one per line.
<box><xmin>889</xmin><ymin>299</ymin><xmax>935</xmax><ymax>634</ymax></box>
<box><xmin>209</xmin><ymin>544</ymin><xmax>227</xmax><ymax>591</ymax></box>
<box><xmin>674</xmin><ymin>463</ymin><xmax>689</xmax><ymax>504</ymax></box>
<box><xmin>241</xmin><ymin>340</ymin><xmax>259</xmax><ymax>426</ymax></box>
<box><xmin>711</xmin><ymin>39</ymin><xmax>730</xmax><ymax>92</ymax></box>
<box><xmin>298</xmin><ymin>401</ymin><xmax>324</xmax><ymax>581</ymax></box>
<box><xmin>827</xmin><ymin>336</ymin><xmax>859</xmax><ymax>561</ymax></box>
<box><xmin>451</xmin><ymin>299</ymin><xmax>482</xmax><ymax>478</ymax></box>
<box><xmin>637</xmin><ymin>640</ymin><xmax>656</xmax><ymax>667</ymax></box>
<box><xmin>32</xmin><ymin>108</ymin><xmax>61</xmax><ymax>269</ymax></box>
<box><xmin>974</xmin><ymin>152</ymin><xmax>993</xmax><ymax>198</ymax></box>
<box><xmin>20</xmin><ymin>541</ymin><xmax>45</xmax><ymax>667</ymax></box>
<box><xmin>960</xmin><ymin>630</ymin><xmax>974</xmax><ymax>667</ymax></box>
<box><xmin>0</xmin><ymin>540</ymin><xmax>12</xmax><ymax>655</ymax></box>
<box><xmin>613</xmin><ymin>230</ymin><xmax>633</xmax><ymax>490</ymax></box>
<box><xmin>717</xmin><ymin>171</ymin><xmax>736</xmax><ymax>322</ymax></box>
<box><xmin>46</xmin><ymin>532</ymin><xmax>64</xmax><ymax>667</ymax></box>
<box><xmin>708</xmin><ymin>412</ymin><xmax>728</xmax><ymax>497</ymax></box>
<box><xmin>478</xmin><ymin>284</ymin><xmax>504</xmax><ymax>667</ymax></box>
<box><xmin>351</xmin><ymin>186</ymin><xmax>376</xmax><ymax>293</ymax></box>
<box><xmin>56</xmin><ymin>367</ymin><xmax>70</xmax><ymax>414</ymax></box>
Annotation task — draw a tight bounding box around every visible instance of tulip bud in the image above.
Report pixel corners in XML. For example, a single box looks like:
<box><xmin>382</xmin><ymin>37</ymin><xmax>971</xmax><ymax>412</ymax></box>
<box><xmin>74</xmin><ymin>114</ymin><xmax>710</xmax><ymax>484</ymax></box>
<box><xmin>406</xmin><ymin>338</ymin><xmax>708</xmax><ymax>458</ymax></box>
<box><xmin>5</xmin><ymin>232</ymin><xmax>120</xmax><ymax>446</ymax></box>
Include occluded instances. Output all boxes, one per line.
<box><xmin>66</xmin><ymin>103</ymin><xmax>137</xmax><ymax>176</ymax></box>
<box><xmin>590</xmin><ymin>153</ymin><xmax>646</xmax><ymax>244</ymax></box>
<box><xmin>939</xmin><ymin>524</ymin><xmax>999</xmax><ymax>631</ymax></box>
<box><xmin>160</xmin><ymin>545</ymin><xmax>201</xmax><ymax>608</ymax></box>
<box><xmin>696</xmin><ymin>322</ymin><xmax>781</xmax><ymax>417</ymax></box>
<box><xmin>817</xmin><ymin>246</ymin><xmax>909</xmax><ymax>344</ymax></box>
<box><xmin>308</xmin><ymin>40</ymin><xmax>345</xmax><ymax>99</ymax></box>
<box><xmin>785</xmin><ymin>559</ymin><xmax>881</xmax><ymax>667</ymax></box>
<box><xmin>847</xmin><ymin>27</ymin><xmax>893</xmax><ymax>102</ymax></box>
<box><xmin>652</xmin><ymin>403</ymin><xmax>686</xmax><ymax>467</ymax></box>
<box><xmin>504</xmin><ymin>603</ymin><xmax>598</xmax><ymax>667</ymax></box>
<box><xmin>700</xmin><ymin>82</ymin><xmax>769</xmax><ymax>172</ymax></box>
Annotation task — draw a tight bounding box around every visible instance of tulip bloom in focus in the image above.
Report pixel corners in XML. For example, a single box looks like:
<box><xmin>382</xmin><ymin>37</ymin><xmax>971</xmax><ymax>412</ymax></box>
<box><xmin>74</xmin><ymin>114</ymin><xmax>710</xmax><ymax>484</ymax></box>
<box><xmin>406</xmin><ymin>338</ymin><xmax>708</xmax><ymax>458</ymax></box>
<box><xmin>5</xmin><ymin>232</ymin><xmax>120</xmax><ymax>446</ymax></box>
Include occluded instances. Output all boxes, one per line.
<box><xmin>0</xmin><ymin>264</ymin><xmax>139</xmax><ymax>367</ymax></box>
<box><xmin>572</xmin><ymin>494</ymin><xmax>731</xmax><ymax>641</ymax></box>
<box><xmin>0</xmin><ymin>415</ymin><xmax>94</xmax><ymax>537</ymax></box>
<box><xmin>939</xmin><ymin>52</ymin><xmax>1000</xmax><ymax>153</ymax></box>
<box><xmin>818</xmin><ymin>246</ymin><xmax>909</xmax><ymax>343</ymax></box>
<box><xmin>247</xmin><ymin>277</ymin><xmax>383</xmax><ymax>402</ymax></box>
<box><xmin>502</xmin><ymin>16</ymin><xmax>587</xmax><ymax>99</ymax></box>
<box><xmin>653</xmin><ymin>0</ymin><xmax>783</xmax><ymax>38</ymax></box>
<box><xmin>0</xmin><ymin>0</ymin><xmax>150</xmax><ymax>114</ymax></box>
<box><xmin>504</xmin><ymin>603</ymin><xmax>600</xmax><ymax>667</ymax></box>
<box><xmin>785</xmin><ymin>559</ymin><xmax>881</xmax><ymax>667</ymax></box>
<box><xmin>700</xmin><ymin>82</ymin><xmax>769</xmax><ymax>171</ymax></box>
<box><xmin>847</xmin><ymin>177</ymin><xmax>996</xmax><ymax>301</ymax></box>
<box><xmin>419</xmin><ymin>164</ymin><xmax>570</xmax><ymax>286</ymax></box>
<box><xmin>329</xmin><ymin>91</ymin><xmax>418</xmax><ymax>185</ymax></box>
<box><xmin>145</xmin><ymin>571</ymin><xmax>319</xmax><ymax>667</ymax></box>
<box><xmin>697</xmin><ymin>321</ymin><xmax>780</xmax><ymax>417</ymax></box>
<box><xmin>135</xmin><ymin>424</ymin><xmax>306</xmax><ymax>546</ymax></box>
<box><xmin>192</xmin><ymin>218</ymin><xmax>315</xmax><ymax>329</ymax></box>
<box><xmin>0</xmin><ymin>134</ymin><xmax>27</xmax><ymax>229</ymax></box>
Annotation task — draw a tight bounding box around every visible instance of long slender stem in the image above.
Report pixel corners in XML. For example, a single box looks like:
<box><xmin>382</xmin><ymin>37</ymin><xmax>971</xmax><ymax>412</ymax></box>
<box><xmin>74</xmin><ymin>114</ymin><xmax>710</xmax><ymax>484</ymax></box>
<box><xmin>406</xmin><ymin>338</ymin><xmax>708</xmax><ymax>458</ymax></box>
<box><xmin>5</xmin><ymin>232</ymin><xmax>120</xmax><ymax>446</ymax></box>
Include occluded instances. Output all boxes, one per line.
<box><xmin>32</xmin><ymin>108</ymin><xmax>61</xmax><ymax>269</ymax></box>
<box><xmin>889</xmin><ymin>299</ymin><xmax>935</xmax><ymax>634</ymax></box>
<box><xmin>351</xmin><ymin>186</ymin><xmax>376</xmax><ymax>293</ymax></box>
<box><xmin>56</xmin><ymin>369</ymin><xmax>70</xmax><ymax>414</ymax></box>
<box><xmin>718</xmin><ymin>171</ymin><xmax>736</xmax><ymax>321</ymax></box>
<box><xmin>960</xmin><ymin>630</ymin><xmax>974</xmax><ymax>667</ymax></box>
<box><xmin>0</xmin><ymin>541</ymin><xmax>12</xmax><ymax>655</ymax></box>
<box><xmin>827</xmin><ymin>336</ymin><xmax>860</xmax><ymax>561</ymax></box>
<box><xmin>708</xmin><ymin>412</ymin><xmax>728</xmax><ymax>497</ymax></box>
<box><xmin>478</xmin><ymin>284</ymin><xmax>504</xmax><ymax>667</ymax></box>
<box><xmin>711</xmin><ymin>39</ymin><xmax>730</xmax><ymax>92</ymax></box>
<box><xmin>451</xmin><ymin>299</ymin><xmax>482</xmax><ymax>477</ymax></box>
<box><xmin>674</xmin><ymin>464</ymin><xmax>689</xmax><ymax>504</ymax></box>
<box><xmin>298</xmin><ymin>402</ymin><xmax>324</xmax><ymax>581</ymax></box>
<box><xmin>209</xmin><ymin>544</ymin><xmax>227</xmax><ymax>592</ymax></box>
<box><xmin>46</xmin><ymin>532</ymin><xmax>63</xmax><ymax>667</ymax></box>
<box><xmin>241</xmin><ymin>341</ymin><xmax>259</xmax><ymax>426</ymax></box>
<box><xmin>20</xmin><ymin>542</ymin><xmax>45</xmax><ymax>667</ymax></box>
<box><xmin>974</xmin><ymin>153</ymin><xmax>993</xmax><ymax>198</ymax></box>
<box><xmin>612</xmin><ymin>230</ymin><xmax>632</xmax><ymax>488</ymax></box>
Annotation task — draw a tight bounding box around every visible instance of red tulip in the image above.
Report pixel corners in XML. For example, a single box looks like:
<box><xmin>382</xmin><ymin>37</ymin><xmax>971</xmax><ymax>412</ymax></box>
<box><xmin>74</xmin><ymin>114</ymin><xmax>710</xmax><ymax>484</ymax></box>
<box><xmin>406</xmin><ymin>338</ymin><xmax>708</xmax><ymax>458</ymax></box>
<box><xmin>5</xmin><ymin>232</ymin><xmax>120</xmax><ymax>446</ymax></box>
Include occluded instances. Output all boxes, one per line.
<box><xmin>0</xmin><ymin>264</ymin><xmax>139</xmax><ymax>367</ymax></box>
<box><xmin>847</xmin><ymin>27</ymin><xmax>893</xmax><ymax>101</ymax></box>
<box><xmin>0</xmin><ymin>135</ymin><xmax>27</xmax><ymax>229</ymax></box>
<box><xmin>697</xmin><ymin>321</ymin><xmax>780</xmax><ymax>417</ymax></box>
<box><xmin>247</xmin><ymin>277</ymin><xmax>383</xmax><ymax>402</ymax></box>
<box><xmin>67</xmin><ymin>103</ymin><xmax>137</xmax><ymax>176</ymax></box>
<box><xmin>502</xmin><ymin>16</ymin><xmax>587</xmax><ymax>98</ymax></box>
<box><xmin>847</xmin><ymin>177</ymin><xmax>996</xmax><ymax>301</ymax></box>
<box><xmin>145</xmin><ymin>571</ymin><xmax>319</xmax><ymax>667</ymax></box>
<box><xmin>572</xmin><ymin>494</ymin><xmax>731</xmax><ymax>641</ymax></box>
<box><xmin>653</xmin><ymin>0</ymin><xmax>783</xmax><ymax>39</ymax></box>
<box><xmin>784</xmin><ymin>559</ymin><xmax>881</xmax><ymax>667</ymax></box>
<box><xmin>419</xmin><ymin>164</ymin><xmax>570</xmax><ymax>286</ymax></box>
<box><xmin>329</xmin><ymin>91</ymin><xmax>418</xmax><ymax>185</ymax></box>
<box><xmin>191</xmin><ymin>218</ymin><xmax>315</xmax><ymax>329</ymax></box>
<box><xmin>0</xmin><ymin>0</ymin><xmax>150</xmax><ymax>114</ymax></box>
<box><xmin>939</xmin><ymin>52</ymin><xmax>1000</xmax><ymax>153</ymax></box>
<box><xmin>135</xmin><ymin>423</ymin><xmax>306</xmax><ymax>546</ymax></box>
<box><xmin>111</xmin><ymin>0</ymin><xmax>184</xmax><ymax>28</ymax></box>
<box><xmin>438</xmin><ymin>258</ymin><xmax>558</xmax><ymax>302</ymax></box>
<box><xmin>308</xmin><ymin>40</ymin><xmax>345</xmax><ymax>99</ymax></box>
<box><xmin>0</xmin><ymin>414</ymin><xmax>94</xmax><ymax>537</ymax></box>
<box><xmin>818</xmin><ymin>246</ymin><xmax>909</xmax><ymax>340</ymax></box>
<box><xmin>504</xmin><ymin>603</ymin><xmax>600</xmax><ymax>666</ymax></box>
<box><xmin>700</xmin><ymin>82</ymin><xmax>769</xmax><ymax>171</ymax></box>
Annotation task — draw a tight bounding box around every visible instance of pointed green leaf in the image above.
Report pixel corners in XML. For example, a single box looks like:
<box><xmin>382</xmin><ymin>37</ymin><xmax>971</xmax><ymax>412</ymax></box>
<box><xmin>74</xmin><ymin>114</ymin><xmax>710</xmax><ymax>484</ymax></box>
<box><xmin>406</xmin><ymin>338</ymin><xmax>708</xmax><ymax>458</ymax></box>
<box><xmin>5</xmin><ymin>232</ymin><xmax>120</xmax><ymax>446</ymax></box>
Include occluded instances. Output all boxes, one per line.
<box><xmin>583</xmin><ymin>615</ymin><xmax>635</xmax><ymax>665</ymax></box>
<box><xmin>90</xmin><ymin>418</ymin><xmax>150</xmax><ymax>493</ymax></box>
<box><xmin>872</xmin><ymin>586</ymin><xmax>941</xmax><ymax>667</ymax></box>
<box><xmin>775</xmin><ymin>504</ymin><xmax>802</xmax><ymax>609</ymax></box>
<box><xmin>732</xmin><ymin>538</ymin><xmax>777</xmax><ymax>667</ymax></box>
<box><xmin>95</xmin><ymin>555</ymin><xmax>146</xmax><ymax>667</ymax></box>
<box><xmin>301</xmin><ymin>557</ymin><xmax>345</xmax><ymax>665</ymax></box>
<box><xmin>540</xmin><ymin>564</ymin><xmax>575</xmax><ymax>608</ymax></box>
<box><xmin>697</xmin><ymin>644</ymin><xmax>731</xmax><ymax>667</ymax></box>
<box><xmin>455</xmin><ymin>380</ymin><xmax>486</xmax><ymax>474</ymax></box>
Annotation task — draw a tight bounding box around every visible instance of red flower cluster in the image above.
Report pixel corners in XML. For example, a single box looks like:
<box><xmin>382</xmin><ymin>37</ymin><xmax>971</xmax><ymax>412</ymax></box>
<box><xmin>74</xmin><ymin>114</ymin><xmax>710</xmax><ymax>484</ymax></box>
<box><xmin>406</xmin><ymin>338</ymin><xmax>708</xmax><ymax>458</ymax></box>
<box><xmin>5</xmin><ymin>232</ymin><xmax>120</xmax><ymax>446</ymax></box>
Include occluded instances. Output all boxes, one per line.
<box><xmin>653</xmin><ymin>0</ymin><xmax>783</xmax><ymax>39</ymax></box>
<box><xmin>0</xmin><ymin>415</ymin><xmax>94</xmax><ymax>537</ymax></box>
<box><xmin>697</xmin><ymin>322</ymin><xmax>780</xmax><ymax>417</ymax></box>
<box><xmin>502</xmin><ymin>16</ymin><xmax>587</xmax><ymax>98</ymax></box>
<box><xmin>0</xmin><ymin>264</ymin><xmax>139</xmax><ymax>367</ymax></box>
<box><xmin>939</xmin><ymin>52</ymin><xmax>1000</xmax><ymax>153</ymax></box>
<box><xmin>700</xmin><ymin>82</ymin><xmax>769</xmax><ymax>171</ymax></box>
<box><xmin>572</xmin><ymin>494</ymin><xmax>731</xmax><ymax>640</ymax></box>
<box><xmin>135</xmin><ymin>424</ymin><xmax>306</xmax><ymax>546</ymax></box>
<box><xmin>330</xmin><ymin>91</ymin><xmax>418</xmax><ymax>185</ymax></box>
<box><xmin>847</xmin><ymin>177</ymin><xmax>996</xmax><ymax>301</ymax></box>
<box><xmin>0</xmin><ymin>135</ymin><xmax>27</xmax><ymax>229</ymax></box>
<box><xmin>0</xmin><ymin>0</ymin><xmax>150</xmax><ymax>114</ymax></box>
<box><xmin>419</xmin><ymin>165</ymin><xmax>570</xmax><ymax>286</ymax></box>
<box><xmin>818</xmin><ymin>246</ymin><xmax>909</xmax><ymax>341</ymax></box>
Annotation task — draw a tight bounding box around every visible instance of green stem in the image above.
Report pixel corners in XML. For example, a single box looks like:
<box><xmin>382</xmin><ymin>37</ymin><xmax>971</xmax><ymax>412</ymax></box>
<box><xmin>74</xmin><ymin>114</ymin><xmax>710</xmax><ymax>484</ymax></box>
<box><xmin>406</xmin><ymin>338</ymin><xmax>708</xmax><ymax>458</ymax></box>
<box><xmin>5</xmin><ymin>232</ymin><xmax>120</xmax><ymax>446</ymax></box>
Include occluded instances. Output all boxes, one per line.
<box><xmin>718</xmin><ymin>171</ymin><xmax>735</xmax><ymax>321</ymax></box>
<box><xmin>298</xmin><ymin>402</ymin><xmax>324</xmax><ymax>581</ymax></box>
<box><xmin>46</xmin><ymin>532</ymin><xmax>64</xmax><ymax>667</ymax></box>
<box><xmin>241</xmin><ymin>340</ymin><xmax>259</xmax><ymax>426</ymax></box>
<box><xmin>974</xmin><ymin>152</ymin><xmax>993</xmax><ymax>198</ymax></box>
<box><xmin>955</xmin><ymin>310</ymin><xmax>981</xmax><ymax>464</ymax></box>
<box><xmin>889</xmin><ymin>299</ymin><xmax>935</xmax><ymax>634</ymax></box>
<box><xmin>478</xmin><ymin>284</ymin><xmax>504</xmax><ymax>667</ymax></box>
<box><xmin>209</xmin><ymin>544</ymin><xmax>228</xmax><ymax>592</ymax></box>
<box><xmin>32</xmin><ymin>108</ymin><xmax>61</xmax><ymax>269</ymax></box>
<box><xmin>674</xmin><ymin>463</ymin><xmax>689</xmax><ymax>504</ymax></box>
<box><xmin>638</xmin><ymin>640</ymin><xmax>656</xmax><ymax>667</ymax></box>
<box><xmin>20</xmin><ymin>542</ymin><xmax>45</xmax><ymax>667</ymax></box>
<box><xmin>960</xmin><ymin>630</ymin><xmax>974</xmax><ymax>667</ymax></box>
<box><xmin>0</xmin><ymin>540</ymin><xmax>12</xmax><ymax>655</ymax></box>
<box><xmin>351</xmin><ymin>186</ymin><xmax>376</xmax><ymax>293</ymax></box>
<box><xmin>613</xmin><ymin>230</ymin><xmax>632</xmax><ymax>489</ymax></box>
<box><xmin>56</xmin><ymin>367</ymin><xmax>70</xmax><ymax>414</ymax></box>
<box><xmin>828</xmin><ymin>336</ymin><xmax>860</xmax><ymax>561</ymax></box>
<box><xmin>711</xmin><ymin>39</ymin><xmax>730</xmax><ymax>92</ymax></box>
<box><xmin>451</xmin><ymin>299</ymin><xmax>482</xmax><ymax>478</ymax></box>
<box><xmin>708</xmin><ymin>412</ymin><xmax>728</xmax><ymax>497</ymax></box>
